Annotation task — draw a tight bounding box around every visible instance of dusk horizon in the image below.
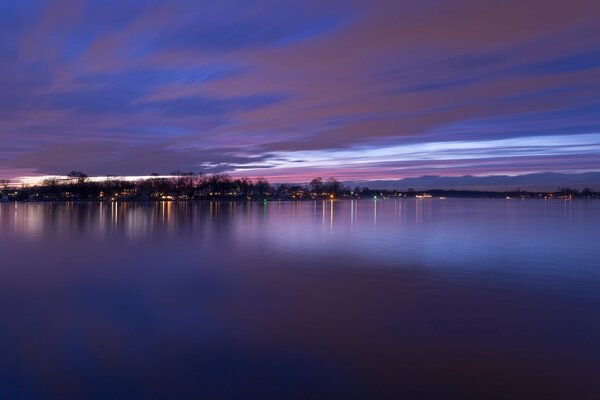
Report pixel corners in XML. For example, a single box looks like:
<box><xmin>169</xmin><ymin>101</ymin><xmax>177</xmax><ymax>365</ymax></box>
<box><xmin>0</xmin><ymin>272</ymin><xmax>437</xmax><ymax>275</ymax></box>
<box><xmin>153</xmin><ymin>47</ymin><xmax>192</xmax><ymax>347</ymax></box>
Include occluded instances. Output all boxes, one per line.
<box><xmin>6</xmin><ymin>171</ymin><xmax>600</xmax><ymax>192</ymax></box>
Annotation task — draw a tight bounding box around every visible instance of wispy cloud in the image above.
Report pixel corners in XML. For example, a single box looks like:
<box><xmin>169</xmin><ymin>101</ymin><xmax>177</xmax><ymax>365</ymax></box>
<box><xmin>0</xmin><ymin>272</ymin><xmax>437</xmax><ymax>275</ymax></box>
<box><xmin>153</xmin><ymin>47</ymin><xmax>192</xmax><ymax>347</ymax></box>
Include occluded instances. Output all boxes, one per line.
<box><xmin>1</xmin><ymin>0</ymin><xmax>600</xmax><ymax>181</ymax></box>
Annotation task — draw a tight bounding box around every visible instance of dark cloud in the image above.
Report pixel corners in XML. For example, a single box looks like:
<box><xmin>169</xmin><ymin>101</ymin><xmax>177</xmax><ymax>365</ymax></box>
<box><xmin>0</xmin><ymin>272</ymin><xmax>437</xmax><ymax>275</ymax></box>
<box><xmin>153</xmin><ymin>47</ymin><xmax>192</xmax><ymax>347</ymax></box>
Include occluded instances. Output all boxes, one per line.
<box><xmin>8</xmin><ymin>141</ymin><xmax>274</xmax><ymax>176</ymax></box>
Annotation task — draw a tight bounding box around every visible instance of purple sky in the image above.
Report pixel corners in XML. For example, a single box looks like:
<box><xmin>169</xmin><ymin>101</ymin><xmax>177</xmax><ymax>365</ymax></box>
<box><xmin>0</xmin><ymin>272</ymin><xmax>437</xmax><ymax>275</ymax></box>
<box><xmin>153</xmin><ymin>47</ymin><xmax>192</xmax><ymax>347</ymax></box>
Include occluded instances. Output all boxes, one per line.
<box><xmin>2</xmin><ymin>0</ymin><xmax>600</xmax><ymax>182</ymax></box>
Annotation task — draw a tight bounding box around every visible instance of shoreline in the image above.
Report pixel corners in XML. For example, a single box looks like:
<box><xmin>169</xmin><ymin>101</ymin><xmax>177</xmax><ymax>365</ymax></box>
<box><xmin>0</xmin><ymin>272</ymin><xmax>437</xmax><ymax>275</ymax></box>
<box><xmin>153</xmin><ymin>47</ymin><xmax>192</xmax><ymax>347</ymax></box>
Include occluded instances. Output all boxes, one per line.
<box><xmin>1</xmin><ymin>196</ymin><xmax>597</xmax><ymax>204</ymax></box>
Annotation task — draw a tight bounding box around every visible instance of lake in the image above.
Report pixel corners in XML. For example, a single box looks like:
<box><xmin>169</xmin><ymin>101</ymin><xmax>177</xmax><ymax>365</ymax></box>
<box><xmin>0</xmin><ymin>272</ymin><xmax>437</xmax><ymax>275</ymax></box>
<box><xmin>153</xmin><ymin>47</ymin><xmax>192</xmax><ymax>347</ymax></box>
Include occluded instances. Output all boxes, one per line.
<box><xmin>1</xmin><ymin>199</ymin><xmax>599</xmax><ymax>399</ymax></box>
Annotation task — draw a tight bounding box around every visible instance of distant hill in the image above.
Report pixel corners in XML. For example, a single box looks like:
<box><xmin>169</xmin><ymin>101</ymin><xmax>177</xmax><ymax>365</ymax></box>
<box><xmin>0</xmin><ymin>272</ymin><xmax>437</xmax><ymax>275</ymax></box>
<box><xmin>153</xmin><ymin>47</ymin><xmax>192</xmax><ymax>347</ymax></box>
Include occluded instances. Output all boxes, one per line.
<box><xmin>346</xmin><ymin>172</ymin><xmax>600</xmax><ymax>191</ymax></box>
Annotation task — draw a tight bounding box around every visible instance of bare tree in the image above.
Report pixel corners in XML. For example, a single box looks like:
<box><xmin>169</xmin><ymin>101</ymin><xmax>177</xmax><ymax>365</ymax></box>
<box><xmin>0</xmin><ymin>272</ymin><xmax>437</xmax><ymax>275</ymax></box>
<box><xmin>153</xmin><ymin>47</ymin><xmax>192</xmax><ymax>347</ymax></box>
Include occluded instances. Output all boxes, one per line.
<box><xmin>326</xmin><ymin>177</ymin><xmax>342</xmax><ymax>195</ymax></box>
<box><xmin>67</xmin><ymin>171</ymin><xmax>88</xmax><ymax>185</ymax></box>
<box><xmin>234</xmin><ymin>177</ymin><xmax>252</xmax><ymax>197</ymax></box>
<box><xmin>0</xmin><ymin>179</ymin><xmax>9</xmax><ymax>193</ymax></box>
<box><xmin>310</xmin><ymin>177</ymin><xmax>323</xmax><ymax>193</ymax></box>
<box><xmin>255</xmin><ymin>177</ymin><xmax>271</xmax><ymax>197</ymax></box>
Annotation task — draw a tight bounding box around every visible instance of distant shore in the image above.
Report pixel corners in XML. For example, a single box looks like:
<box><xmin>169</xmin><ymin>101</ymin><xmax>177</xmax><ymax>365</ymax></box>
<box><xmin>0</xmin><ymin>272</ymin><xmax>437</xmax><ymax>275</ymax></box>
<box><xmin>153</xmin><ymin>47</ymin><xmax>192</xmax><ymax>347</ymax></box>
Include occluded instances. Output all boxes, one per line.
<box><xmin>1</xmin><ymin>192</ymin><xmax>598</xmax><ymax>203</ymax></box>
<box><xmin>1</xmin><ymin>173</ymin><xmax>598</xmax><ymax>202</ymax></box>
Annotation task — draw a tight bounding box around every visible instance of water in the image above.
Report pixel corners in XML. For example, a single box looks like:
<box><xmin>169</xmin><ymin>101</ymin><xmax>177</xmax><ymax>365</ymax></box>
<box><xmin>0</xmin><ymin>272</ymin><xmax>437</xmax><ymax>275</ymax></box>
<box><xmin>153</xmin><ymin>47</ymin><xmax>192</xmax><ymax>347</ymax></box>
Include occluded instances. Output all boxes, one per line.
<box><xmin>1</xmin><ymin>199</ymin><xmax>599</xmax><ymax>399</ymax></box>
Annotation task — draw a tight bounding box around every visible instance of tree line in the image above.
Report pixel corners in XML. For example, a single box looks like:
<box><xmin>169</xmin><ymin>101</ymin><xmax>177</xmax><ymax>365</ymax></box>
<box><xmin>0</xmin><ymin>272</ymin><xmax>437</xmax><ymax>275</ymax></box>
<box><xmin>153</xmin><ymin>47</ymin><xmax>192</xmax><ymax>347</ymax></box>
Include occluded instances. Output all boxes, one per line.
<box><xmin>0</xmin><ymin>172</ymin><xmax>598</xmax><ymax>201</ymax></box>
<box><xmin>0</xmin><ymin>172</ymin><xmax>347</xmax><ymax>201</ymax></box>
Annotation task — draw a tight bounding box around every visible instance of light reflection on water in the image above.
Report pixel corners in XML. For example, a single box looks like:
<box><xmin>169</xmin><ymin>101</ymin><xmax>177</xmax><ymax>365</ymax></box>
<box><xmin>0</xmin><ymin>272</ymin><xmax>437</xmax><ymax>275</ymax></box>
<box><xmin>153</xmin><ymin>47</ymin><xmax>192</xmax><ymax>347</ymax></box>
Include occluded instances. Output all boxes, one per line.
<box><xmin>1</xmin><ymin>199</ymin><xmax>599</xmax><ymax>399</ymax></box>
<box><xmin>3</xmin><ymin>200</ymin><xmax>598</xmax><ymax>275</ymax></box>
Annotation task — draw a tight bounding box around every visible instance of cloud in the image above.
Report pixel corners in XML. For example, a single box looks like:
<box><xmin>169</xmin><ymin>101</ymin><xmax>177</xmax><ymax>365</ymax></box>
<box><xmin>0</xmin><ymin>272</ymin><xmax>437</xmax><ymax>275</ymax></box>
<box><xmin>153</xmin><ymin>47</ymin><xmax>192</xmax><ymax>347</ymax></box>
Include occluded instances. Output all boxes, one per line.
<box><xmin>6</xmin><ymin>141</ymin><xmax>274</xmax><ymax>176</ymax></box>
<box><xmin>150</xmin><ymin>15</ymin><xmax>343</xmax><ymax>53</ymax></box>
<box><xmin>37</xmin><ymin>87</ymin><xmax>288</xmax><ymax>117</ymax></box>
<box><xmin>2</xmin><ymin>0</ymin><xmax>600</xmax><ymax>181</ymax></box>
<box><xmin>520</xmin><ymin>51</ymin><xmax>600</xmax><ymax>75</ymax></box>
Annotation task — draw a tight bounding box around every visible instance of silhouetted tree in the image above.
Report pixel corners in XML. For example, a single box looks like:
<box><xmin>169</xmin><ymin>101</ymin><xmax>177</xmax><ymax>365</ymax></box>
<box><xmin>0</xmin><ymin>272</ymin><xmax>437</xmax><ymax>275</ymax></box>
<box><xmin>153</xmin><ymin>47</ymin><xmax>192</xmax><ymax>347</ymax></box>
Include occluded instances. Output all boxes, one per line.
<box><xmin>170</xmin><ymin>171</ymin><xmax>198</xmax><ymax>197</ymax></box>
<box><xmin>40</xmin><ymin>178</ymin><xmax>61</xmax><ymax>199</ymax></box>
<box><xmin>560</xmin><ymin>187</ymin><xmax>579</xmax><ymax>196</ymax></box>
<box><xmin>325</xmin><ymin>177</ymin><xmax>342</xmax><ymax>196</ymax></box>
<box><xmin>9</xmin><ymin>174</ymin><xmax>596</xmax><ymax>202</ymax></box>
<box><xmin>255</xmin><ymin>177</ymin><xmax>270</xmax><ymax>197</ymax></box>
<box><xmin>0</xmin><ymin>179</ymin><xmax>9</xmax><ymax>194</ymax></box>
<box><xmin>67</xmin><ymin>171</ymin><xmax>88</xmax><ymax>185</ymax></box>
<box><xmin>275</xmin><ymin>183</ymin><xmax>290</xmax><ymax>198</ymax></box>
<box><xmin>205</xmin><ymin>174</ymin><xmax>232</xmax><ymax>194</ymax></box>
<box><xmin>582</xmin><ymin>188</ymin><xmax>594</xmax><ymax>197</ymax></box>
<box><xmin>310</xmin><ymin>177</ymin><xmax>323</xmax><ymax>193</ymax></box>
<box><xmin>234</xmin><ymin>177</ymin><xmax>252</xmax><ymax>198</ymax></box>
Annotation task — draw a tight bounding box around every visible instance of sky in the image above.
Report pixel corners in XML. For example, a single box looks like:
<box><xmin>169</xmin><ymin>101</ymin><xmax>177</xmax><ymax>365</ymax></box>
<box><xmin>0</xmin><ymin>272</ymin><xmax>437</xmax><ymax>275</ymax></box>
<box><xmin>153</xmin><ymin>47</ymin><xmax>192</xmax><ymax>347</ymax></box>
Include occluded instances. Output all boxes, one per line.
<box><xmin>1</xmin><ymin>0</ymin><xmax>600</xmax><ymax>183</ymax></box>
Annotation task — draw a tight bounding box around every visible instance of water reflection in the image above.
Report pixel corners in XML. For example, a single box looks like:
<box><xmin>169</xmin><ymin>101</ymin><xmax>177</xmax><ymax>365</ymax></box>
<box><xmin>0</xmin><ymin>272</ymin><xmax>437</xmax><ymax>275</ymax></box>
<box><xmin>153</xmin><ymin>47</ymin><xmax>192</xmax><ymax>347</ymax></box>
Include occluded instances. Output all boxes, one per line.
<box><xmin>1</xmin><ymin>200</ymin><xmax>600</xmax><ymax>399</ymax></box>
<box><xmin>2</xmin><ymin>200</ymin><xmax>599</xmax><ymax>273</ymax></box>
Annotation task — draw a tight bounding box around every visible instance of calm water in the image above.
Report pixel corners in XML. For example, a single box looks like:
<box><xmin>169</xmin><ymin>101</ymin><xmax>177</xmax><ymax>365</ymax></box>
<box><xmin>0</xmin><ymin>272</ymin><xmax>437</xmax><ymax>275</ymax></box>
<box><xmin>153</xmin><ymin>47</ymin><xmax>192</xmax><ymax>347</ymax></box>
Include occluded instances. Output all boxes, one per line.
<box><xmin>1</xmin><ymin>199</ymin><xmax>599</xmax><ymax>399</ymax></box>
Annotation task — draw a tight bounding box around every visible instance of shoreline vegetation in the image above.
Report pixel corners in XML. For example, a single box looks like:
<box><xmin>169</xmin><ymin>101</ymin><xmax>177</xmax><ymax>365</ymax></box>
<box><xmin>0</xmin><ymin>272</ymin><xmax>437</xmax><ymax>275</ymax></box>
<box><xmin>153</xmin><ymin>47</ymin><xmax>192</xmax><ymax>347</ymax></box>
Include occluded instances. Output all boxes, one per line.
<box><xmin>1</xmin><ymin>171</ymin><xmax>598</xmax><ymax>202</ymax></box>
